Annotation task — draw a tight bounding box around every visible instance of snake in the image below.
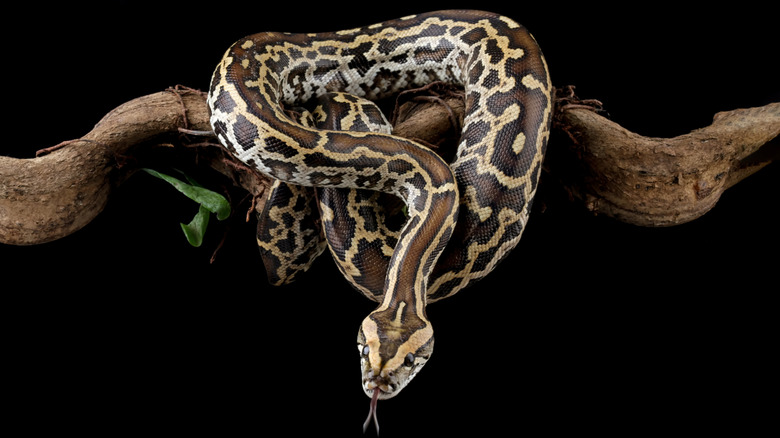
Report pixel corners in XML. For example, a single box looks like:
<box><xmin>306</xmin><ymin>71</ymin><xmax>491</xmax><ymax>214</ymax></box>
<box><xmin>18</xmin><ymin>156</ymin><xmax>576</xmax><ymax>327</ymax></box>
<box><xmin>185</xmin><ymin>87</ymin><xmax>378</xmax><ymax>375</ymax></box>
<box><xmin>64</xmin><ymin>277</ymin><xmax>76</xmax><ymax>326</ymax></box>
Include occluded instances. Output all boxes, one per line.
<box><xmin>206</xmin><ymin>9</ymin><xmax>551</xmax><ymax>432</ymax></box>
<box><xmin>255</xmin><ymin>92</ymin><xmax>400</xmax><ymax>288</ymax></box>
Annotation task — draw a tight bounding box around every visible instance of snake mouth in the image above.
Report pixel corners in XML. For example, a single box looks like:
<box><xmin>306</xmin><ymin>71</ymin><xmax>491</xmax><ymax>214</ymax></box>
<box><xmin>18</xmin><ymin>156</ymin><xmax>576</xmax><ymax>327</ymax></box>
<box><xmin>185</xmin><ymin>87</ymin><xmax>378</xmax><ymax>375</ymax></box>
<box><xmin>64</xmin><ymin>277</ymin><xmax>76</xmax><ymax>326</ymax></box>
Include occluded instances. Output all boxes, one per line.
<box><xmin>361</xmin><ymin>365</ymin><xmax>398</xmax><ymax>399</ymax></box>
<box><xmin>363</xmin><ymin>378</ymin><xmax>397</xmax><ymax>400</ymax></box>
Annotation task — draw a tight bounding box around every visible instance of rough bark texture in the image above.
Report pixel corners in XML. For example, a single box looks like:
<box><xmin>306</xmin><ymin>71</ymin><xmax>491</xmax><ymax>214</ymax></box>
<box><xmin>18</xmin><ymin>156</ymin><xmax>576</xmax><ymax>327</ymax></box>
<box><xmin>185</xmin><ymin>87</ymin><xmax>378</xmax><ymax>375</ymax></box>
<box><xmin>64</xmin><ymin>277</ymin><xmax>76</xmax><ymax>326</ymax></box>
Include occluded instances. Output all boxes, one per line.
<box><xmin>0</xmin><ymin>88</ymin><xmax>233</xmax><ymax>245</ymax></box>
<box><xmin>550</xmin><ymin>97</ymin><xmax>779</xmax><ymax>226</ymax></box>
<box><xmin>0</xmin><ymin>85</ymin><xmax>777</xmax><ymax>245</ymax></box>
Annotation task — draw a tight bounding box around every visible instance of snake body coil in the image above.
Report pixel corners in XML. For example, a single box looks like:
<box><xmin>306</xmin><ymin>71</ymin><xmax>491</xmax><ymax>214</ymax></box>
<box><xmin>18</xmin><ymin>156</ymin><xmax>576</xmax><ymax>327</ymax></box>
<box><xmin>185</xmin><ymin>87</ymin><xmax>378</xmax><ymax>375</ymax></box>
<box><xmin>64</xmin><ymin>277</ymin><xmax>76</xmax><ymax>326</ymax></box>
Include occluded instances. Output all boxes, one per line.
<box><xmin>207</xmin><ymin>9</ymin><xmax>551</xmax><ymax>426</ymax></box>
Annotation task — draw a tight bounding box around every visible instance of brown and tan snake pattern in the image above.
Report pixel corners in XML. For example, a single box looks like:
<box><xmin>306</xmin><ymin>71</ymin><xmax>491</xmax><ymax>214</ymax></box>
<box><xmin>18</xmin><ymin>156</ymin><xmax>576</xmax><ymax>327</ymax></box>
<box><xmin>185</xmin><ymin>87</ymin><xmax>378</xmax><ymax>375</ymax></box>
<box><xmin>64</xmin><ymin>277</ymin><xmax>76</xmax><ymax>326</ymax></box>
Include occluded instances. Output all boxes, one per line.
<box><xmin>207</xmin><ymin>9</ymin><xmax>551</xmax><ymax>432</ymax></box>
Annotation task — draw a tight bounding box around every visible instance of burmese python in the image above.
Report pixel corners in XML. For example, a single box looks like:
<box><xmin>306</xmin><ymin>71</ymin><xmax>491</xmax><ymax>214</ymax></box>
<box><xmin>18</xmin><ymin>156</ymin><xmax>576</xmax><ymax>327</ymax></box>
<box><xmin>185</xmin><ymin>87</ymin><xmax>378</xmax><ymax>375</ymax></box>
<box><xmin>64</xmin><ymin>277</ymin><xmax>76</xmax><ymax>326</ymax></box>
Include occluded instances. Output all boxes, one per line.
<box><xmin>207</xmin><ymin>9</ymin><xmax>551</xmax><ymax>431</ymax></box>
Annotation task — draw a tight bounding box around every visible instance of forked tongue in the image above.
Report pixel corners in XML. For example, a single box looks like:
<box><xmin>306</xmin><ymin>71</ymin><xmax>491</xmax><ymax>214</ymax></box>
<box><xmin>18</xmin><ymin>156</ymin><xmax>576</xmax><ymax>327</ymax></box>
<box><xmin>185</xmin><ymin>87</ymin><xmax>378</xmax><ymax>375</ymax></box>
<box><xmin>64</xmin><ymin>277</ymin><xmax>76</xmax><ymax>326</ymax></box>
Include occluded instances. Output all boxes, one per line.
<box><xmin>362</xmin><ymin>387</ymin><xmax>381</xmax><ymax>434</ymax></box>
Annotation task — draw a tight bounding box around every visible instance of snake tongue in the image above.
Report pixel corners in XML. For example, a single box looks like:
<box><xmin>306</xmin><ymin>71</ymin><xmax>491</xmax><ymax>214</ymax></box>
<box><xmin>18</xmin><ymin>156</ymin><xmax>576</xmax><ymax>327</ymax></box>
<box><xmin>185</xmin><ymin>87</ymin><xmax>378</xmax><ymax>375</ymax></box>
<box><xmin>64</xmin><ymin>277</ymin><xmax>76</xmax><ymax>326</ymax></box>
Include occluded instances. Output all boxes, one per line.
<box><xmin>363</xmin><ymin>387</ymin><xmax>381</xmax><ymax>434</ymax></box>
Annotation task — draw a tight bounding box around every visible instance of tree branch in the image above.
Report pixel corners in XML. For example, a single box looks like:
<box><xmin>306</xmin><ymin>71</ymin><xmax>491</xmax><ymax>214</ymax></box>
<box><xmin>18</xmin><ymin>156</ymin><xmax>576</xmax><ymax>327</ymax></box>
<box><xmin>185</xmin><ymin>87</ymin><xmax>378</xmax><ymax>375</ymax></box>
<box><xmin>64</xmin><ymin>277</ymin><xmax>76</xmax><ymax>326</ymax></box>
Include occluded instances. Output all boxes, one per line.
<box><xmin>549</xmin><ymin>88</ymin><xmax>779</xmax><ymax>226</ymax></box>
<box><xmin>1</xmin><ymin>84</ymin><xmax>777</xmax><ymax>246</ymax></box>
<box><xmin>0</xmin><ymin>88</ymin><xmax>266</xmax><ymax>245</ymax></box>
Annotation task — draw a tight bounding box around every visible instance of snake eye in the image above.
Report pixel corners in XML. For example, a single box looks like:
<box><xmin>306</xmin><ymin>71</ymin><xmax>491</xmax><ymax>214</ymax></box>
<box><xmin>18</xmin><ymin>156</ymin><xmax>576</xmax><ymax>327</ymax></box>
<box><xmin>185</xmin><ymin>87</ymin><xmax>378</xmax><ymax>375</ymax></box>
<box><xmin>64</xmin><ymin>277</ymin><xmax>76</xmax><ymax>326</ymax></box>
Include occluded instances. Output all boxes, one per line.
<box><xmin>404</xmin><ymin>353</ymin><xmax>415</xmax><ymax>367</ymax></box>
<box><xmin>361</xmin><ymin>345</ymin><xmax>370</xmax><ymax>357</ymax></box>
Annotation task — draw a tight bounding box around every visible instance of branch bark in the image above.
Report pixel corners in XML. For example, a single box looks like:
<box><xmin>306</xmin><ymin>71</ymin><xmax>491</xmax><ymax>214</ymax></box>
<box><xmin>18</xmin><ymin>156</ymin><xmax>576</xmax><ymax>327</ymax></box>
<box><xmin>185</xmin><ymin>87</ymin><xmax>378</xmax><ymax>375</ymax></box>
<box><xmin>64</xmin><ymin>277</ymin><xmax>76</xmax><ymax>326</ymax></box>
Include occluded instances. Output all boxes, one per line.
<box><xmin>0</xmin><ymin>85</ymin><xmax>777</xmax><ymax>246</ymax></box>
<box><xmin>0</xmin><ymin>87</ymin><xmax>267</xmax><ymax>246</ymax></box>
<box><xmin>549</xmin><ymin>91</ymin><xmax>779</xmax><ymax>226</ymax></box>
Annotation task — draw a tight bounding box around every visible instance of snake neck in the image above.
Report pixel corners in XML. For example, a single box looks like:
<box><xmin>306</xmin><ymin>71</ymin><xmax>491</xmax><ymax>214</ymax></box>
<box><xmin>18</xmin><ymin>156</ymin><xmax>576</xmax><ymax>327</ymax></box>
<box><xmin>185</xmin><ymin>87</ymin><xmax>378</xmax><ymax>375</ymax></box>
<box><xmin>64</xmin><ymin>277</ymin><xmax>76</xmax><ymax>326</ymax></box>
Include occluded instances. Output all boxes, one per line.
<box><xmin>356</xmin><ymin>193</ymin><xmax>445</xmax><ymax>396</ymax></box>
<box><xmin>359</xmin><ymin>202</ymin><xmax>447</xmax><ymax>396</ymax></box>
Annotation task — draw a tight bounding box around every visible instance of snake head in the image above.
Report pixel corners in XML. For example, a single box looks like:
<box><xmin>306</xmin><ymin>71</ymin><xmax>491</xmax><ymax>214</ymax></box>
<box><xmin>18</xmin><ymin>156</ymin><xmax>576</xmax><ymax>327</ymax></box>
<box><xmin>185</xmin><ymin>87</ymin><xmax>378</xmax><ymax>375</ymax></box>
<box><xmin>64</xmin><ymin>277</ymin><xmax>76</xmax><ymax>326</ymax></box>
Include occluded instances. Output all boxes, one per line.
<box><xmin>356</xmin><ymin>307</ymin><xmax>434</xmax><ymax>400</ymax></box>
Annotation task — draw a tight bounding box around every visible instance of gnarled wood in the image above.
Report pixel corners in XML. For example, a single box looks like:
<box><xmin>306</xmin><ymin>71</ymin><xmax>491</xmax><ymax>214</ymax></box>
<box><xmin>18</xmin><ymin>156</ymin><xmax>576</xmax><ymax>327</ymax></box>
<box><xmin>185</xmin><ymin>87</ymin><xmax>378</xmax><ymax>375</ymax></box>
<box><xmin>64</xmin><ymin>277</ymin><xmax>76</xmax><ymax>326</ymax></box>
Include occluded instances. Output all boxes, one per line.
<box><xmin>1</xmin><ymin>85</ymin><xmax>777</xmax><ymax>245</ymax></box>
<box><xmin>551</xmin><ymin>99</ymin><xmax>779</xmax><ymax>226</ymax></box>
<box><xmin>0</xmin><ymin>89</ymin><xmax>220</xmax><ymax>245</ymax></box>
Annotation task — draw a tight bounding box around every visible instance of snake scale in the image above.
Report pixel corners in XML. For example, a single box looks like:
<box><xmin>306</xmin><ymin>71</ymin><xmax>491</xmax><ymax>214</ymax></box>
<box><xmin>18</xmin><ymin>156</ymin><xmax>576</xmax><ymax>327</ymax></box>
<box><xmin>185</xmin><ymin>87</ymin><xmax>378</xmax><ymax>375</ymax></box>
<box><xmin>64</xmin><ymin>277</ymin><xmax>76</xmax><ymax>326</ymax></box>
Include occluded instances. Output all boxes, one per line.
<box><xmin>207</xmin><ymin>9</ymin><xmax>551</xmax><ymax>431</ymax></box>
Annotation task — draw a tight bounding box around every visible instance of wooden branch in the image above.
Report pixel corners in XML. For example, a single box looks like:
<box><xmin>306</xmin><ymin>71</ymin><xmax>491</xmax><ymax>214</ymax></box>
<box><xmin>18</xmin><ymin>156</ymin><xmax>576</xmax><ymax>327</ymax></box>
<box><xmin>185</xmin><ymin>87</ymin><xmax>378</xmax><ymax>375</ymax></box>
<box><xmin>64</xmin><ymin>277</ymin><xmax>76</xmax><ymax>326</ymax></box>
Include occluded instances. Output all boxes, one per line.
<box><xmin>0</xmin><ymin>88</ymin><xmax>267</xmax><ymax>246</ymax></box>
<box><xmin>549</xmin><ymin>90</ymin><xmax>779</xmax><ymax>226</ymax></box>
<box><xmin>1</xmin><ymin>84</ymin><xmax>777</xmax><ymax>246</ymax></box>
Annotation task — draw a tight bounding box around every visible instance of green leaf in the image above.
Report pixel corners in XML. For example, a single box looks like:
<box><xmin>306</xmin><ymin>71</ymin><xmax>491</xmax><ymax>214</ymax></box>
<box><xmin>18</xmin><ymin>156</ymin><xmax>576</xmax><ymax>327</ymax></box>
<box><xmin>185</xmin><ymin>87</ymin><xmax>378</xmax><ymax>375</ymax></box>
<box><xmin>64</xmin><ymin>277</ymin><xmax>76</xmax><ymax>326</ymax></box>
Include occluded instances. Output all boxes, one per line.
<box><xmin>180</xmin><ymin>205</ymin><xmax>211</xmax><ymax>247</ymax></box>
<box><xmin>143</xmin><ymin>169</ymin><xmax>231</xmax><ymax>220</ymax></box>
<box><xmin>143</xmin><ymin>168</ymin><xmax>232</xmax><ymax>247</ymax></box>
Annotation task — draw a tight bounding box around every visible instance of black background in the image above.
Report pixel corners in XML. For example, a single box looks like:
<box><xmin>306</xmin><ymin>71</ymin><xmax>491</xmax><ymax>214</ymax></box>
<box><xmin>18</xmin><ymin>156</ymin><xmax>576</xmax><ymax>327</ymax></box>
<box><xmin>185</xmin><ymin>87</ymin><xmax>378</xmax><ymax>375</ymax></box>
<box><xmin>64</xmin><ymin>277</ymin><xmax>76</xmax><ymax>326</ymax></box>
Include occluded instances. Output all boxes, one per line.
<box><xmin>2</xmin><ymin>1</ymin><xmax>777</xmax><ymax>436</ymax></box>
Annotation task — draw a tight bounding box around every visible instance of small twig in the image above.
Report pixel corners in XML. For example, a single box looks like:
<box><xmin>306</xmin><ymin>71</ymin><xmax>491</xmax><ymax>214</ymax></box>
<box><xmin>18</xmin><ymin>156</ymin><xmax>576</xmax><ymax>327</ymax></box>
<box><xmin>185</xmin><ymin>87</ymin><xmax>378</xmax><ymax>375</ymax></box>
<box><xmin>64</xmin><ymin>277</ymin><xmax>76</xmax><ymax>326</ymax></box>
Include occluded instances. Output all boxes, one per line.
<box><xmin>246</xmin><ymin>192</ymin><xmax>259</xmax><ymax>223</ymax></box>
<box><xmin>36</xmin><ymin>138</ymin><xmax>104</xmax><ymax>157</ymax></box>
<box><xmin>165</xmin><ymin>85</ymin><xmax>208</xmax><ymax>131</ymax></box>
<box><xmin>182</xmin><ymin>140</ymin><xmax>224</xmax><ymax>149</ymax></box>
<box><xmin>554</xmin><ymin>85</ymin><xmax>605</xmax><ymax>114</ymax></box>
<box><xmin>178</xmin><ymin>128</ymin><xmax>216</xmax><ymax>136</ymax></box>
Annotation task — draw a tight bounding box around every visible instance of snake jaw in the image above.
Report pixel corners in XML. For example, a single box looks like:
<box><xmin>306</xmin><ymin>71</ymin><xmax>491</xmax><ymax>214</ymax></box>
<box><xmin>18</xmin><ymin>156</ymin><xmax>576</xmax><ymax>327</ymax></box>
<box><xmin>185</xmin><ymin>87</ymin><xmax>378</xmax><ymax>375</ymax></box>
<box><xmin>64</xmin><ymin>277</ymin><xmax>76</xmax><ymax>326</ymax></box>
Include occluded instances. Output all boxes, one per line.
<box><xmin>361</xmin><ymin>362</ymin><xmax>397</xmax><ymax>399</ymax></box>
<box><xmin>364</xmin><ymin>383</ymin><xmax>393</xmax><ymax>399</ymax></box>
<box><xmin>358</xmin><ymin>344</ymin><xmax>433</xmax><ymax>401</ymax></box>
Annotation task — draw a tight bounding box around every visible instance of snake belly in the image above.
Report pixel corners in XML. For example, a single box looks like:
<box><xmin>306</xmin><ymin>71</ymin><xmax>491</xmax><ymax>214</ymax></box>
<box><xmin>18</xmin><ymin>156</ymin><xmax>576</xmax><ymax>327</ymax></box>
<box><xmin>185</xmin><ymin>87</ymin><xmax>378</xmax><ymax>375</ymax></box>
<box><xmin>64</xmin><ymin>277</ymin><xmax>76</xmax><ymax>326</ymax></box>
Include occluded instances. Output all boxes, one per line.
<box><xmin>207</xmin><ymin>9</ymin><xmax>552</xmax><ymax>401</ymax></box>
